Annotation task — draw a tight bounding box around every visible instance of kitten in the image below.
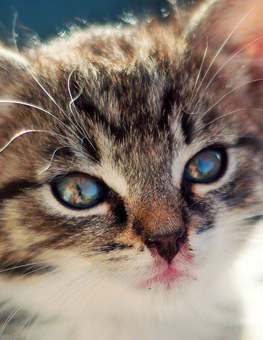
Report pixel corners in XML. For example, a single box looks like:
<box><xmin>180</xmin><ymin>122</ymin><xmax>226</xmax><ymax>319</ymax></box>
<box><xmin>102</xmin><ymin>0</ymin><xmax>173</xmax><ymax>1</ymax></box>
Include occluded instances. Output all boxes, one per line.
<box><xmin>0</xmin><ymin>0</ymin><xmax>263</xmax><ymax>339</ymax></box>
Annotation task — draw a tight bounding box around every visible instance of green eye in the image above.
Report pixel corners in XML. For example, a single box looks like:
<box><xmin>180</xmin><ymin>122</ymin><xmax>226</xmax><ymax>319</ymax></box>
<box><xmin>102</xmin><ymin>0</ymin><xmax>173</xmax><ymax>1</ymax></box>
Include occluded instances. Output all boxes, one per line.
<box><xmin>53</xmin><ymin>175</ymin><xmax>107</xmax><ymax>208</ymax></box>
<box><xmin>184</xmin><ymin>150</ymin><xmax>224</xmax><ymax>183</ymax></box>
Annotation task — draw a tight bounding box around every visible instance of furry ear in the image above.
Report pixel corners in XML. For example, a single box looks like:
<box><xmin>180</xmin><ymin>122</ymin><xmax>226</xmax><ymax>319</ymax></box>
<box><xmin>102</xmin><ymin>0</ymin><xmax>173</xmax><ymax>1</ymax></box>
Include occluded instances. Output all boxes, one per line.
<box><xmin>186</xmin><ymin>0</ymin><xmax>263</xmax><ymax>105</ymax></box>
<box><xmin>190</xmin><ymin>0</ymin><xmax>263</xmax><ymax>62</ymax></box>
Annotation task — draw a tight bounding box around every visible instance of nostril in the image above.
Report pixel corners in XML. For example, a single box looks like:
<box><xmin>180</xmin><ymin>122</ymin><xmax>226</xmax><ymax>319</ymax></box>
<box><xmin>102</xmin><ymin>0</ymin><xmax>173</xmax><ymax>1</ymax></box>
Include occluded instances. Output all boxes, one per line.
<box><xmin>175</xmin><ymin>237</ymin><xmax>183</xmax><ymax>251</ymax></box>
<box><xmin>175</xmin><ymin>232</ymin><xmax>187</xmax><ymax>250</ymax></box>
<box><xmin>145</xmin><ymin>239</ymin><xmax>162</xmax><ymax>250</ymax></box>
<box><xmin>144</xmin><ymin>229</ymin><xmax>187</xmax><ymax>264</ymax></box>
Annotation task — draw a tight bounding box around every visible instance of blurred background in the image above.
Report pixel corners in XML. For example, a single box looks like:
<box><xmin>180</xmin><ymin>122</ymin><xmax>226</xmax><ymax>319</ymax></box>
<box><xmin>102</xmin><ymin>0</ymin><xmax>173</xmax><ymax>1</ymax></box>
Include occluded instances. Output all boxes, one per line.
<box><xmin>0</xmin><ymin>0</ymin><xmax>196</xmax><ymax>43</ymax></box>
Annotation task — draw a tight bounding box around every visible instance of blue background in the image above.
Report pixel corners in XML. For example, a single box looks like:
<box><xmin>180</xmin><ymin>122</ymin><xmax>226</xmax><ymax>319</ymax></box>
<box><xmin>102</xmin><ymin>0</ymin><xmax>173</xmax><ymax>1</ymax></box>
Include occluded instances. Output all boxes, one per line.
<box><xmin>0</xmin><ymin>0</ymin><xmax>194</xmax><ymax>42</ymax></box>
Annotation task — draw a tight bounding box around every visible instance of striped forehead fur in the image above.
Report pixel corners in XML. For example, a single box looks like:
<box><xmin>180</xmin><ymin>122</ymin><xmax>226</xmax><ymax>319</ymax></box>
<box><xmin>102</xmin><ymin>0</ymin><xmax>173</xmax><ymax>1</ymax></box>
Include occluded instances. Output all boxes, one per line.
<box><xmin>0</xmin><ymin>0</ymin><xmax>263</xmax><ymax>339</ymax></box>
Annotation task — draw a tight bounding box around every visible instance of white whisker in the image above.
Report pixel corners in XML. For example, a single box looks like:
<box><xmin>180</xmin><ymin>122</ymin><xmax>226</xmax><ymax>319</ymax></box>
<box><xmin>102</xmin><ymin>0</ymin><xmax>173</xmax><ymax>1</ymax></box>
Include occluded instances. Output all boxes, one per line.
<box><xmin>198</xmin><ymin>79</ymin><xmax>263</xmax><ymax>119</ymax></box>
<box><xmin>67</xmin><ymin>70</ymin><xmax>97</xmax><ymax>154</ymax></box>
<box><xmin>0</xmin><ymin>100</ymin><xmax>81</xmax><ymax>141</ymax></box>
<box><xmin>12</xmin><ymin>16</ymin><xmax>85</xmax><ymax>139</ymax></box>
<box><xmin>0</xmin><ymin>256</ymin><xmax>106</xmax><ymax>338</ymax></box>
<box><xmin>0</xmin><ymin>305</ymin><xmax>20</xmax><ymax>338</ymax></box>
<box><xmin>38</xmin><ymin>146</ymin><xmax>72</xmax><ymax>174</ymax></box>
<box><xmin>67</xmin><ymin>69</ymin><xmax>86</xmax><ymax>136</ymax></box>
<box><xmin>0</xmin><ymin>129</ymin><xmax>68</xmax><ymax>154</ymax></box>
<box><xmin>188</xmin><ymin>38</ymin><xmax>208</xmax><ymax>109</ymax></box>
<box><xmin>194</xmin><ymin>35</ymin><xmax>263</xmax><ymax>111</ymax></box>
<box><xmin>191</xmin><ymin>5</ymin><xmax>257</xmax><ymax>112</ymax></box>
<box><xmin>195</xmin><ymin>108</ymin><xmax>251</xmax><ymax>132</ymax></box>
<box><xmin>34</xmin><ymin>267</ymin><xmax>107</xmax><ymax>340</ymax></box>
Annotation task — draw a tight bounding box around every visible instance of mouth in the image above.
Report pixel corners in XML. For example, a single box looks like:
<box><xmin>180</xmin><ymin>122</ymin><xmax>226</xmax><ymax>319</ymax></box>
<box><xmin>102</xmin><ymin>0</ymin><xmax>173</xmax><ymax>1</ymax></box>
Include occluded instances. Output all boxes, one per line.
<box><xmin>142</xmin><ymin>259</ymin><xmax>192</xmax><ymax>289</ymax></box>
<box><xmin>139</xmin><ymin>243</ymin><xmax>193</xmax><ymax>289</ymax></box>
<box><xmin>144</xmin><ymin>265</ymin><xmax>183</xmax><ymax>288</ymax></box>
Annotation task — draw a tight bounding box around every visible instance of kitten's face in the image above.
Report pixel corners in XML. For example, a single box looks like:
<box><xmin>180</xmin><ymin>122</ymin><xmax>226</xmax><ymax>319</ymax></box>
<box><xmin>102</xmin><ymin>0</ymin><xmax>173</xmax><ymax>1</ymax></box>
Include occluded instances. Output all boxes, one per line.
<box><xmin>0</xmin><ymin>0</ymin><xmax>263</xmax><ymax>297</ymax></box>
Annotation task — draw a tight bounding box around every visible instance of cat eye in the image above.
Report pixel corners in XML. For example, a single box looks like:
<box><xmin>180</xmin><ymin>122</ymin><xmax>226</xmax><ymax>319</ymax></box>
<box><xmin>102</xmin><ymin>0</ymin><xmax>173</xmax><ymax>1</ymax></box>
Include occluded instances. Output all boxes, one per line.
<box><xmin>184</xmin><ymin>149</ymin><xmax>225</xmax><ymax>183</ymax></box>
<box><xmin>53</xmin><ymin>175</ymin><xmax>108</xmax><ymax>209</ymax></box>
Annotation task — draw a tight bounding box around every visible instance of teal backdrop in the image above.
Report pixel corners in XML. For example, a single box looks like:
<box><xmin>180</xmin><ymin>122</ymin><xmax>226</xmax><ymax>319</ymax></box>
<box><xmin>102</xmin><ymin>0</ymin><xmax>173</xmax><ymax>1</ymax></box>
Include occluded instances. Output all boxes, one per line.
<box><xmin>0</xmin><ymin>0</ymin><xmax>194</xmax><ymax>42</ymax></box>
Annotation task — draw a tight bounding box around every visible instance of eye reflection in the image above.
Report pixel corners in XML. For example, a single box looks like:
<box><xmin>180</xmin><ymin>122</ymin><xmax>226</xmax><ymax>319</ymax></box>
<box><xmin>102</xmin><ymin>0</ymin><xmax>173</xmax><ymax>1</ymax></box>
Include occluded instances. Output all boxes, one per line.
<box><xmin>54</xmin><ymin>175</ymin><xmax>107</xmax><ymax>208</ymax></box>
<box><xmin>184</xmin><ymin>150</ymin><xmax>224</xmax><ymax>183</ymax></box>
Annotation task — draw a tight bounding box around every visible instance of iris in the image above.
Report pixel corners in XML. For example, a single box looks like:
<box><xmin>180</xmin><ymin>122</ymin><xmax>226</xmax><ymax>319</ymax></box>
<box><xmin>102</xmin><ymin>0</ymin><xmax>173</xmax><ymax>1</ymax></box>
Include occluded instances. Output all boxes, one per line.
<box><xmin>54</xmin><ymin>175</ymin><xmax>107</xmax><ymax>208</ymax></box>
<box><xmin>184</xmin><ymin>150</ymin><xmax>223</xmax><ymax>183</ymax></box>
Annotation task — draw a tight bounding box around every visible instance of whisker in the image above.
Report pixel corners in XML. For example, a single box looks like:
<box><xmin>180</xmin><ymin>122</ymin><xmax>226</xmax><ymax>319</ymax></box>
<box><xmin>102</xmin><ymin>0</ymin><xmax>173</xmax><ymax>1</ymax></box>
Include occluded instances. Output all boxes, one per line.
<box><xmin>0</xmin><ymin>239</ymin><xmax>130</xmax><ymax>334</ymax></box>
<box><xmin>201</xmin><ymin>212</ymin><xmax>263</xmax><ymax>232</ymax></box>
<box><xmin>198</xmin><ymin>79</ymin><xmax>263</xmax><ymax>119</ymax></box>
<box><xmin>34</xmin><ymin>267</ymin><xmax>107</xmax><ymax>340</ymax></box>
<box><xmin>0</xmin><ymin>250</ymin><xmax>106</xmax><ymax>313</ymax></box>
<box><xmin>193</xmin><ymin>35</ymin><xmax>263</xmax><ymax>111</ymax></box>
<box><xmin>188</xmin><ymin>38</ymin><xmax>208</xmax><ymax>109</ymax></box>
<box><xmin>36</xmin><ymin>154</ymin><xmax>77</xmax><ymax>185</ymax></box>
<box><xmin>77</xmin><ymin>275</ymin><xmax>110</xmax><ymax>317</ymax></box>
<box><xmin>38</xmin><ymin>146</ymin><xmax>73</xmax><ymax>175</ymax></box>
<box><xmin>12</xmin><ymin>16</ymin><xmax>85</xmax><ymax>139</ymax></box>
<box><xmin>0</xmin><ymin>245</ymin><xmax>118</xmax><ymax>318</ymax></box>
<box><xmin>195</xmin><ymin>108</ymin><xmax>251</xmax><ymax>132</ymax></box>
<box><xmin>14</xmin><ymin>262</ymin><xmax>106</xmax><ymax>340</ymax></box>
<box><xmin>191</xmin><ymin>5</ymin><xmax>257</xmax><ymax>112</ymax></box>
<box><xmin>0</xmin><ymin>246</ymin><xmax>112</xmax><ymax>275</ymax></box>
<box><xmin>67</xmin><ymin>71</ymin><xmax>97</xmax><ymax>154</ymax></box>
<box><xmin>0</xmin><ymin>100</ymin><xmax>81</xmax><ymax>142</ymax></box>
<box><xmin>0</xmin><ymin>254</ymin><xmax>106</xmax><ymax>337</ymax></box>
<box><xmin>0</xmin><ymin>129</ymin><xmax>68</xmax><ymax>154</ymax></box>
<box><xmin>0</xmin><ymin>305</ymin><xmax>21</xmax><ymax>338</ymax></box>
<box><xmin>67</xmin><ymin>69</ymin><xmax>87</xmax><ymax>137</ymax></box>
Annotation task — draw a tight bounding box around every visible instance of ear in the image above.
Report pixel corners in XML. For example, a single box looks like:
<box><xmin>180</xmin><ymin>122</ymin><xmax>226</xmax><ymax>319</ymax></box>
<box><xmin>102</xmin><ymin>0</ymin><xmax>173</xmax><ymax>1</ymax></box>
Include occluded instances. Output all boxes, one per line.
<box><xmin>186</xmin><ymin>0</ymin><xmax>263</xmax><ymax>104</ymax></box>
<box><xmin>207</xmin><ymin>1</ymin><xmax>262</xmax><ymax>54</ymax></box>
<box><xmin>189</xmin><ymin>0</ymin><xmax>263</xmax><ymax>54</ymax></box>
